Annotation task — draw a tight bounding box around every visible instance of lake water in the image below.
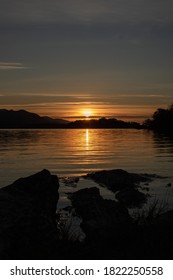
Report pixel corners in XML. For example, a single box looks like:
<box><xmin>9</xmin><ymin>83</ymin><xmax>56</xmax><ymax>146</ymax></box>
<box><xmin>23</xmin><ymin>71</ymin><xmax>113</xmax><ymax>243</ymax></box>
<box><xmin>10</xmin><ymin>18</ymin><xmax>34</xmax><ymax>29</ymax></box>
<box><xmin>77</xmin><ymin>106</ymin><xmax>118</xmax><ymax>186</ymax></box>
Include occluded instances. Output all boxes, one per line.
<box><xmin>0</xmin><ymin>128</ymin><xmax>173</xmax><ymax>188</ymax></box>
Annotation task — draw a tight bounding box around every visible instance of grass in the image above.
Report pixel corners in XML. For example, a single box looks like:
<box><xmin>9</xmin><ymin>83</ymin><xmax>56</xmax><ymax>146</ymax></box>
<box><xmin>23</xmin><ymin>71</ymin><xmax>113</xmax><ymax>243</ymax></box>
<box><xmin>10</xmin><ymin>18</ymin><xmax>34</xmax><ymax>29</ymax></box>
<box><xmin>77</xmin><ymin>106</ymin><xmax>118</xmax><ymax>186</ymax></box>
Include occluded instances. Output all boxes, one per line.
<box><xmin>132</xmin><ymin>198</ymin><xmax>168</xmax><ymax>226</ymax></box>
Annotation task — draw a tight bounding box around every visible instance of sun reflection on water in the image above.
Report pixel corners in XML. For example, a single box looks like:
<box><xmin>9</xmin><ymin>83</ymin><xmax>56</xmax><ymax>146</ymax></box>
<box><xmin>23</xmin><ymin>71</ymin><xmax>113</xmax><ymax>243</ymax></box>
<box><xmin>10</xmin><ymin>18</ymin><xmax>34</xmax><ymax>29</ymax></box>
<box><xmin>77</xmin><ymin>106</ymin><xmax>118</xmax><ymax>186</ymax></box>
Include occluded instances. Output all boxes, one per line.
<box><xmin>86</xmin><ymin>129</ymin><xmax>89</xmax><ymax>150</ymax></box>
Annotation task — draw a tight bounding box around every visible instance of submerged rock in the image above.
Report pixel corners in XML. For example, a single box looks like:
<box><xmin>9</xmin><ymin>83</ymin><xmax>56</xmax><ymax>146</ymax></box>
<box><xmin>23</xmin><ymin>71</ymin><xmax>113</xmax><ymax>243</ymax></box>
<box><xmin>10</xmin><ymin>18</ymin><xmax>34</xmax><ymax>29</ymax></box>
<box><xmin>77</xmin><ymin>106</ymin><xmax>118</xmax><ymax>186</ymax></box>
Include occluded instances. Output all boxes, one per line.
<box><xmin>0</xmin><ymin>169</ymin><xmax>60</xmax><ymax>259</ymax></box>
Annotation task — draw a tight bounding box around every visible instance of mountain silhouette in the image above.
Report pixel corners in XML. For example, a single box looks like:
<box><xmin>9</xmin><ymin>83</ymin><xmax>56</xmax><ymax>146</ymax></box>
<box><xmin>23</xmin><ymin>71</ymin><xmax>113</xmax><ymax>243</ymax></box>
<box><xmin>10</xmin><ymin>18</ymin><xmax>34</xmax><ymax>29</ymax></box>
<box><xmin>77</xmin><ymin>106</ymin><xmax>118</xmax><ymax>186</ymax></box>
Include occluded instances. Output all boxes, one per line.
<box><xmin>0</xmin><ymin>109</ymin><xmax>143</xmax><ymax>129</ymax></box>
<box><xmin>0</xmin><ymin>109</ymin><xmax>69</xmax><ymax>128</ymax></box>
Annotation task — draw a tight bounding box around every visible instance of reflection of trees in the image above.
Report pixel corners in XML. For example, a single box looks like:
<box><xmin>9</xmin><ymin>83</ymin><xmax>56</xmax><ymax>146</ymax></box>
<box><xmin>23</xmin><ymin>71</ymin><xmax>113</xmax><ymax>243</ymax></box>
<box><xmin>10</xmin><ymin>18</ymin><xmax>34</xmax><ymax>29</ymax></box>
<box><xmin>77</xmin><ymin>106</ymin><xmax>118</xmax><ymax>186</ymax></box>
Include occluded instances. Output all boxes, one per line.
<box><xmin>153</xmin><ymin>132</ymin><xmax>173</xmax><ymax>155</ymax></box>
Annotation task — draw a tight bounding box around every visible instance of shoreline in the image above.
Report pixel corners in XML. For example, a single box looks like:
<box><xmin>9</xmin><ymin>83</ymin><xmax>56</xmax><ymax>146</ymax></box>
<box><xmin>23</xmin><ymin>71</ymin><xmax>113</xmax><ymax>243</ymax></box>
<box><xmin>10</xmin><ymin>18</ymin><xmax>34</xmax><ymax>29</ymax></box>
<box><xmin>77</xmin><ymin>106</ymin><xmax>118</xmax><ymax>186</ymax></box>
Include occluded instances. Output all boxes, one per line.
<box><xmin>58</xmin><ymin>170</ymin><xmax>173</xmax><ymax>210</ymax></box>
<box><xmin>0</xmin><ymin>169</ymin><xmax>173</xmax><ymax>259</ymax></box>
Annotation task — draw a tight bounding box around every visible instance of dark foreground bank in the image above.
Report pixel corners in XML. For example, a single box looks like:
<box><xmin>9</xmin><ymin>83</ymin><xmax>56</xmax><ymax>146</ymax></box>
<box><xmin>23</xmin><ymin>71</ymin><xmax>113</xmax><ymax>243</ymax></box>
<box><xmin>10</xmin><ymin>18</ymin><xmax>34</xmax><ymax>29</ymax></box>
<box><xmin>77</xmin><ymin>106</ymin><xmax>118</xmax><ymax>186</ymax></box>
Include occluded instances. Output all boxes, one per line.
<box><xmin>0</xmin><ymin>169</ymin><xmax>173</xmax><ymax>260</ymax></box>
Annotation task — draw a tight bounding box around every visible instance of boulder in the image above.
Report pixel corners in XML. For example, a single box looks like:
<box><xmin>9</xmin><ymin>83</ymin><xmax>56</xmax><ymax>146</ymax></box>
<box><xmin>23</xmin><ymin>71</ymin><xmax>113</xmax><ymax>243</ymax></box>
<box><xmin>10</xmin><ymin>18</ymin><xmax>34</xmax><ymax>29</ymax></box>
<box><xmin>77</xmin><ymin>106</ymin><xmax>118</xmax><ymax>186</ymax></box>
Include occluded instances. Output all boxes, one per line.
<box><xmin>86</xmin><ymin>169</ymin><xmax>150</xmax><ymax>192</ymax></box>
<box><xmin>0</xmin><ymin>169</ymin><xmax>59</xmax><ymax>259</ymax></box>
<box><xmin>69</xmin><ymin>187</ymin><xmax>133</xmax><ymax>249</ymax></box>
<box><xmin>116</xmin><ymin>188</ymin><xmax>147</xmax><ymax>208</ymax></box>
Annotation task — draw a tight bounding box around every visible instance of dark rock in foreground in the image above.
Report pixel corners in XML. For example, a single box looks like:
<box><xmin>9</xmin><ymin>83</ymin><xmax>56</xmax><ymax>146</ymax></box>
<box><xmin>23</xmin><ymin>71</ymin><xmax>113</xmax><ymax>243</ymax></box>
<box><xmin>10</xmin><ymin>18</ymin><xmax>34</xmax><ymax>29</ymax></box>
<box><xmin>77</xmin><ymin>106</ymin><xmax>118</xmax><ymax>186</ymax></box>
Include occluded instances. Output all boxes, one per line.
<box><xmin>70</xmin><ymin>187</ymin><xmax>132</xmax><ymax>233</ymax></box>
<box><xmin>116</xmin><ymin>188</ymin><xmax>147</xmax><ymax>208</ymax></box>
<box><xmin>86</xmin><ymin>169</ymin><xmax>150</xmax><ymax>191</ymax></box>
<box><xmin>0</xmin><ymin>169</ymin><xmax>59</xmax><ymax>259</ymax></box>
<box><xmin>65</xmin><ymin>184</ymin><xmax>173</xmax><ymax>259</ymax></box>
<box><xmin>1</xmin><ymin>168</ymin><xmax>173</xmax><ymax>260</ymax></box>
<box><xmin>69</xmin><ymin>187</ymin><xmax>135</xmax><ymax>258</ymax></box>
<box><xmin>86</xmin><ymin>169</ymin><xmax>150</xmax><ymax>208</ymax></box>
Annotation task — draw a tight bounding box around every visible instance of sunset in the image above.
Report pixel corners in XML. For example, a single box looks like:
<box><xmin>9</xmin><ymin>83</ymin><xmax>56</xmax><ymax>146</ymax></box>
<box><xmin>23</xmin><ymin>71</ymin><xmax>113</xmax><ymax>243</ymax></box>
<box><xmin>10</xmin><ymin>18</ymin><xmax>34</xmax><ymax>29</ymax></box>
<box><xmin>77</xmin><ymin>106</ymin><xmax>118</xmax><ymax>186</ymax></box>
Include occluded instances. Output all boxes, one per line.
<box><xmin>83</xmin><ymin>110</ymin><xmax>92</xmax><ymax>117</ymax></box>
<box><xmin>0</xmin><ymin>0</ymin><xmax>173</xmax><ymax>122</ymax></box>
<box><xmin>0</xmin><ymin>0</ymin><xmax>173</xmax><ymax>265</ymax></box>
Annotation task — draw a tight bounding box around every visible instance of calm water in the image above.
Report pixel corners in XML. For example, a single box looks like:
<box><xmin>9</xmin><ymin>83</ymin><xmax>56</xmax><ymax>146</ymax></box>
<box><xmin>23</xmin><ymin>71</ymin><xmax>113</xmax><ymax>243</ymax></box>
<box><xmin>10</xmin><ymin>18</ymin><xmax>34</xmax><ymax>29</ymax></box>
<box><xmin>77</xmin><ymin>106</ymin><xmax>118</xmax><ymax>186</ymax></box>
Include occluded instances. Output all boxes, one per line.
<box><xmin>0</xmin><ymin>128</ymin><xmax>173</xmax><ymax>187</ymax></box>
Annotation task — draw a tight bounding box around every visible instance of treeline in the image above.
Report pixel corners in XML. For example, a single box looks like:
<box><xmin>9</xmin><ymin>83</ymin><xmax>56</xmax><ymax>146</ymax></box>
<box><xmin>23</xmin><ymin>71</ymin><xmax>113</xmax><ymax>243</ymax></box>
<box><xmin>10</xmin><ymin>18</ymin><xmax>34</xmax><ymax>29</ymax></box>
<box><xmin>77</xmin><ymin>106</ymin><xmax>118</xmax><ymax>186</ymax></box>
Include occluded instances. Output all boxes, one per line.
<box><xmin>67</xmin><ymin>118</ymin><xmax>141</xmax><ymax>129</ymax></box>
<box><xmin>1</xmin><ymin>106</ymin><xmax>173</xmax><ymax>132</ymax></box>
<box><xmin>143</xmin><ymin>104</ymin><xmax>173</xmax><ymax>133</ymax></box>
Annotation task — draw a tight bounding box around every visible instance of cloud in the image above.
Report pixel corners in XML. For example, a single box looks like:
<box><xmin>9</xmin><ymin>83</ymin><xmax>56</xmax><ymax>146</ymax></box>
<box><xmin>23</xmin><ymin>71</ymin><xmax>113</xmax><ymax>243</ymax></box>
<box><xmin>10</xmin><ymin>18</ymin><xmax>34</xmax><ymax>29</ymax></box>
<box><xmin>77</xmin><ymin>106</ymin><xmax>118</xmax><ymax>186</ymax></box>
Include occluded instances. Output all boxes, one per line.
<box><xmin>1</xmin><ymin>0</ymin><xmax>173</xmax><ymax>25</ymax></box>
<box><xmin>19</xmin><ymin>93</ymin><xmax>91</xmax><ymax>97</ymax></box>
<box><xmin>0</xmin><ymin>62</ymin><xmax>29</xmax><ymax>70</ymax></box>
<box><xmin>116</xmin><ymin>94</ymin><xmax>171</xmax><ymax>98</ymax></box>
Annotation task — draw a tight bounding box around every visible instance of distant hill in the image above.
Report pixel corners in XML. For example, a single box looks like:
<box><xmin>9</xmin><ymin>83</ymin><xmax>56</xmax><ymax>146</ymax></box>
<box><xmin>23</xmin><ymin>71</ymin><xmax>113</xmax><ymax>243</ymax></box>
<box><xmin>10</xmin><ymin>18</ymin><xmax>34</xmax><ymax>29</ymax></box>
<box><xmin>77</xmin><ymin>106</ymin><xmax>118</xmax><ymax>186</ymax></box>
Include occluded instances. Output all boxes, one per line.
<box><xmin>0</xmin><ymin>109</ymin><xmax>143</xmax><ymax>129</ymax></box>
<box><xmin>0</xmin><ymin>109</ymin><xmax>69</xmax><ymax>128</ymax></box>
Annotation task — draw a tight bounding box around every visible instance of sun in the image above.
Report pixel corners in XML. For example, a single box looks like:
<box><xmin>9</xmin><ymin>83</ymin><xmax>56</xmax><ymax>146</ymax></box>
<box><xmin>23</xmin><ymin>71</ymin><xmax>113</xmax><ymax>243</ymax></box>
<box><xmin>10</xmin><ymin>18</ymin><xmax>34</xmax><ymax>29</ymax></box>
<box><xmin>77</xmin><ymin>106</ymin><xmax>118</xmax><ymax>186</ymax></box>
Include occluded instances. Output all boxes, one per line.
<box><xmin>83</xmin><ymin>110</ymin><xmax>92</xmax><ymax>118</ymax></box>
<box><xmin>82</xmin><ymin>109</ymin><xmax>93</xmax><ymax>120</ymax></box>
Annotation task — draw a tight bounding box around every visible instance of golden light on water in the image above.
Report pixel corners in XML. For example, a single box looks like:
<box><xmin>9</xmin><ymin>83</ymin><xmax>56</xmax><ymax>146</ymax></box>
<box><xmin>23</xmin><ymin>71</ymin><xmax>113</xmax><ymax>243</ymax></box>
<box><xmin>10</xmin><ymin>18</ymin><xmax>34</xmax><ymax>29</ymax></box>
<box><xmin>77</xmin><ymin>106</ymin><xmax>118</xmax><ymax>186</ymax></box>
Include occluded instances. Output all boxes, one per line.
<box><xmin>86</xmin><ymin>129</ymin><xmax>89</xmax><ymax>145</ymax></box>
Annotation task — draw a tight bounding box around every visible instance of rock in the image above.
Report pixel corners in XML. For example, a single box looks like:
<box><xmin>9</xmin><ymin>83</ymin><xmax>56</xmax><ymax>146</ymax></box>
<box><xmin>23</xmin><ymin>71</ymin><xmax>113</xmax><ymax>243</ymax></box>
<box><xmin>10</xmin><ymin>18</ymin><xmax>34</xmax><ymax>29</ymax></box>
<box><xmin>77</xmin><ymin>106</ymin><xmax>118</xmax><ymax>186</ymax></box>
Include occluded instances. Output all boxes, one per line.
<box><xmin>85</xmin><ymin>169</ymin><xmax>150</xmax><ymax>208</ymax></box>
<box><xmin>116</xmin><ymin>188</ymin><xmax>147</xmax><ymax>208</ymax></box>
<box><xmin>61</xmin><ymin>176</ymin><xmax>79</xmax><ymax>187</ymax></box>
<box><xmin>69</xmin><ymin>187</ymin><xmax>132</xmax><ymax>242</ymax></box>
<box><xmin>85</xmin><ymin>169</ymin><xmax>150</xmax><ymax>192</ymax></box>
<box><xmin>0</xmin><ymin>169</ymin><xmax>60</xmax><ymax>259</ymax></box>
<box><xmin>68</xmin><ymin>187</ymin><xmax>146</xmax><ymax>259</ymax></box>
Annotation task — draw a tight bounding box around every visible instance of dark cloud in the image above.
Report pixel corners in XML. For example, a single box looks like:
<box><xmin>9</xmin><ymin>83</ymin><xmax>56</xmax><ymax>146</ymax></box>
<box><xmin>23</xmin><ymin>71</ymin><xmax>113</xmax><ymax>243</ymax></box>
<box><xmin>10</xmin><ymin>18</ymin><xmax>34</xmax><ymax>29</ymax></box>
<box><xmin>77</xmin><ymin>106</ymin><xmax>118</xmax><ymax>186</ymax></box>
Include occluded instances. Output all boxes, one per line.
<box><xmin>0</xmin><ymin>0</ymin><xmax>173</xmax><ymax>25</ymax></box>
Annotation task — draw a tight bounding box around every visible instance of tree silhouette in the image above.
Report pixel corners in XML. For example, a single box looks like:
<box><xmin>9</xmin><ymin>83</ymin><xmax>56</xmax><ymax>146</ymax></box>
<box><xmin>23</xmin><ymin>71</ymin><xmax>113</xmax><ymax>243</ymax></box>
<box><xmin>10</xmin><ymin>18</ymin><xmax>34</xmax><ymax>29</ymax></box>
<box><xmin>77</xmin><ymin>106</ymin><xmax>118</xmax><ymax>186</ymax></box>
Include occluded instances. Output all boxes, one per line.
<box><xmin>143</xmin><ymin>103</ymin><xmax>173</xmax><ymax>133</ymax></box>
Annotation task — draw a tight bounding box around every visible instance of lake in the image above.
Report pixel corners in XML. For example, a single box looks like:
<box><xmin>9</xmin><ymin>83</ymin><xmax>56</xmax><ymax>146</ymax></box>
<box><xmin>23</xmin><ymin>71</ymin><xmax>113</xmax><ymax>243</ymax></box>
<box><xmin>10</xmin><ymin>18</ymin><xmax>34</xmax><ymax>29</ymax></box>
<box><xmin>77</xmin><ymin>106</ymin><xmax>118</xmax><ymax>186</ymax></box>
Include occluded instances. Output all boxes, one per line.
<box><xmin>1</xmin><ymin>128</ymin><xmax>173</xmax><ymax>209</ymax></box>
<box><xmin>0</xmin><ymin>128</ymin><xmax>173</xmax><ymax>188</ymax></box>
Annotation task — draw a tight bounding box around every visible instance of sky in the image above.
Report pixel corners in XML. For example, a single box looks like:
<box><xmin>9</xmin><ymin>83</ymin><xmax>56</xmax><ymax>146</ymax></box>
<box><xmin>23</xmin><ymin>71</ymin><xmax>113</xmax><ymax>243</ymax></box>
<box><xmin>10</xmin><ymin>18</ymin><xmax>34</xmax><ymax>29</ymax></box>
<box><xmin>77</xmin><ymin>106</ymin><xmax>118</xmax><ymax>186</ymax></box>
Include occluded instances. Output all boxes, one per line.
<box><xmin>0</xmin><ymin>0</ymin><xmax>173</xmax><ymax>121</ymax></box>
